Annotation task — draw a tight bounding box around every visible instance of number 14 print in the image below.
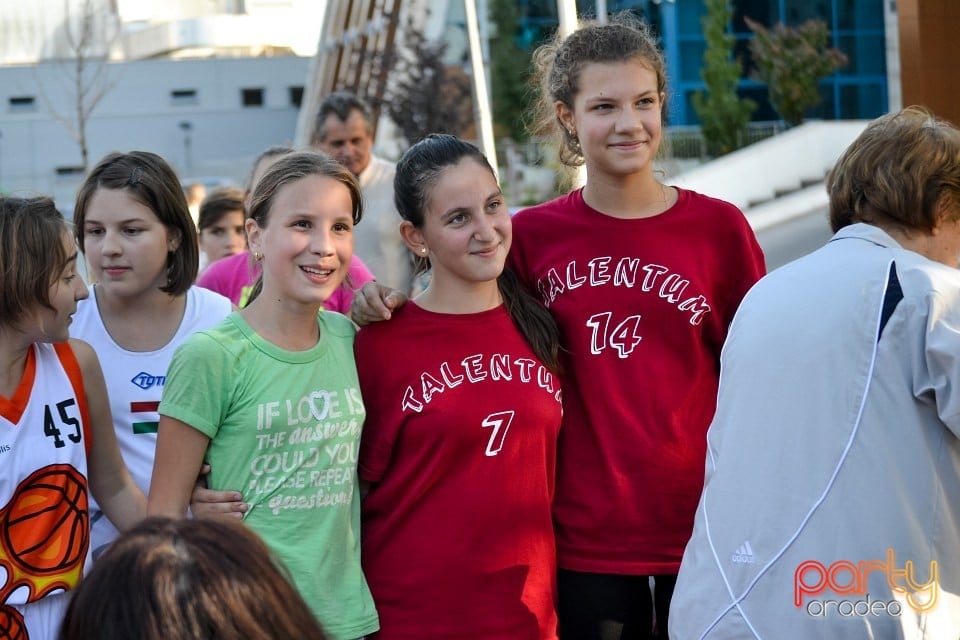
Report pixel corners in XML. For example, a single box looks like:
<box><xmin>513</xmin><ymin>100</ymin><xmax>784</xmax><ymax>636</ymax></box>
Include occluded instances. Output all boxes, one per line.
<box><xmin>587</xmin><ymin>312</ymin><xmax>643</xmax><ymax>358</ymax></box>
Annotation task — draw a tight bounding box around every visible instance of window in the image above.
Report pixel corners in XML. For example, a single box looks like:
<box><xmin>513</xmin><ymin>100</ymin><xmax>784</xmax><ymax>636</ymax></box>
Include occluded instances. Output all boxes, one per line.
<box><xmin>242</xmin><ymin>88</ymin><xmax>264</xmax><ymax>107</ymax></box>
<box><xmin>171</xmin><ymin>89</ymin><xmax>198</xmax><ymax>106</ymax></box>
<box><xmin>838</xmin><ymin>0</ymin><xmax>884</xmax><ymax>30</ymax></box>
<box><xmin>838</xmin><ymin>82</ymin><xmax>884</xmax><ymax>119</ymax></box>
<box><xmin>289</xmin><ymin>86</ymin><xmax>304</xmax><ymax>108</ymax></box>
<box><xmin>836</xmin><ymin>34</ymin><xmax>886</xmax><ymax>75</ymax></box>
<box><xmin>733</xmin><ymin>0</ymin><xmax>778</xmax><ymax>34</ymax></box>
<box><xmin>9</xmin><ymin>96</ymin><xmax>36</xmax><ymax>112</ymax></box>
<box><xmin>677</xmin><ymin>1</ymin><xmax>707</xmax><ymax>36</ymax></box>
<box><xmin>679</xmin><ymin>41</ymin><xmax>706</xmax><ymax>83</ymax></box>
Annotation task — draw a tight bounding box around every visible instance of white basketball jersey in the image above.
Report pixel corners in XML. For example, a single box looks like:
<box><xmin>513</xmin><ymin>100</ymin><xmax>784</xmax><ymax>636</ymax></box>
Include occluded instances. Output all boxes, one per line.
<box><xmin>0</xmin><ymin>342</ymin><xmax>91</xmax><ymax>612</ymax></box>
<box><xmin>71</xmin><ymin>285</ymin><xmax>231</xmax><ymax>551</ymax></box>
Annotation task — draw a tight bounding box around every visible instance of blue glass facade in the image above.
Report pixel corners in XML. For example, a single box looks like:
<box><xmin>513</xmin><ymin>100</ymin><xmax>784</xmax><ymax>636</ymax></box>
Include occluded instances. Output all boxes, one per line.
<box><xmin>513</xmin><ymin>0</ymin><xmax>888</xmax><ymax>126</ymax></box>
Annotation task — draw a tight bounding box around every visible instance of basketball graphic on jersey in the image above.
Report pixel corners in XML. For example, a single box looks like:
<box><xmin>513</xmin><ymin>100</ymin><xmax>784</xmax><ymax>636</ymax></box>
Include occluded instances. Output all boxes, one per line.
<box><xmin>0</xmin><ymin>464</ymin><xmax>89</xmax><ymax>605</ymax></box>
<box><xmin>0</xmin><ymin>604</ymin><xmax>27</xmax><ymax>639</ymax></box>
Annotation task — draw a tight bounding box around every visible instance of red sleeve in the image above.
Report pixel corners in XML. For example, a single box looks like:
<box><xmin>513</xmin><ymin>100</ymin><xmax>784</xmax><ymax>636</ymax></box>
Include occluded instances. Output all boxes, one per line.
<box><xmin>722</xmin><ymin>207</ymin><xmax>767</xmax><ymax>329</ymax></box>
<box><xmin>506</xmin><ymin>204</ymin><xmax>543</xmax><ymax>296</ymax></box>
<box><xmin>354</xmin><ymin>325</ymin><xmax>402</xmax><ymax>482</ymax></box>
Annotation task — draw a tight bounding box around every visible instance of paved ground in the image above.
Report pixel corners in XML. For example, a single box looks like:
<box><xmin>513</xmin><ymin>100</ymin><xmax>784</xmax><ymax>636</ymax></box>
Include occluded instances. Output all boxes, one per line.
<box><xmin>754</xmin><ymin>207</ymin><xmax>833</xmax><ymax>272</ymax></box>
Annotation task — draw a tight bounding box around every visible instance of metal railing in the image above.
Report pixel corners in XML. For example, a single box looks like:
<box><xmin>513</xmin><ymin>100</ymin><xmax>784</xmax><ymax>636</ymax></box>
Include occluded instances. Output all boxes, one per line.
<box><xmin>494</xmin><ymin>122</ymin><xmax>789</xmax><ymax>204</ymax></box>
<box><xmin>660</xmin><ymin>121</ymin><xmax>786</xmax><ymax>160</ymax></box>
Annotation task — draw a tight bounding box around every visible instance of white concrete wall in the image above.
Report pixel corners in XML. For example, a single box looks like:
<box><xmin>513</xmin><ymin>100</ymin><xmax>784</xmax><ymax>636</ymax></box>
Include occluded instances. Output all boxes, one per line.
<box><xmin>0</xmin><ymin>0</ymin><xmax>325</xmax><ymax>63</ymax></box>
<box><xmin>0</xmin><ymin>55</ymin><xmax>310</xmax><ymax>210</ymax></box>
<box><xmin>670</xmin><ymin>120</ymin><xmax>869</xmax><ymax>213</ymax></box>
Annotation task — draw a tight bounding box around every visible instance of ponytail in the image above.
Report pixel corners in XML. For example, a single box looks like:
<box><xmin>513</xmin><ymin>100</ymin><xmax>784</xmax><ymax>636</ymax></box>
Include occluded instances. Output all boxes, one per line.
<box><xmin>497</xmin><ymin>267</ymin><xmax>562</xmax><ymax>375</ymax></box>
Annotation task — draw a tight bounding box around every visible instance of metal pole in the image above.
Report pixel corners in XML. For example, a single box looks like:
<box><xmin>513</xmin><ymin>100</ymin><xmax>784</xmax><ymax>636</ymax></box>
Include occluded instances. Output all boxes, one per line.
<box><xmin>557</xmin><ymin>0</ymin><xmax>578</xmax><ymax>38</ymax></box>
<box><xmin>463</xmin><ymin>0</ymin><xmax>498</xmax><ymax>178</ymax></box>
<box><xmin>179</xmin><ymin>121</ymin><xmax>193</xmax><ymax>175</ymax></box>
<box><xmin>556</xmin><ymin>0</ymin><xmax>584</xmax><ymax>188</ymax></box>
<box><xmin>595</xmin><ymin>0</ymin><xmax>608</xmax><ymax>24</ymax></box>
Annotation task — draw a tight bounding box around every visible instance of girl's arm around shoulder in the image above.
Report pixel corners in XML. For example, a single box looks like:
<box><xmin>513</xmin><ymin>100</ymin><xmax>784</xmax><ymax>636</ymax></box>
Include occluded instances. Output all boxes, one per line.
<box><xmin>351</xmin><ymin>280</ymin><xmax>408</xmax><ymax>326</ymax></box>
<box><xmin>325</xmin><ymin>256</ymin><xmax>378</xmax><ymax>315</ymax></box>
<box><xmin>147</xmin><ymin>416</ymin><xmax>211</xmax><ymax>518</ymax></box>
<box><xmin>68</xmin><ymin>338</ymin><xmax>146</xmax><ymax>532</ymax></box>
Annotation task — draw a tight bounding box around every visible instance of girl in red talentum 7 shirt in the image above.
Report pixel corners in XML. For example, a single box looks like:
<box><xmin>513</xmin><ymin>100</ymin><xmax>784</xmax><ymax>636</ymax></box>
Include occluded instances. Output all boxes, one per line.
<box><xmin>355</xmin><ymin>134</ymin><xmax>563</xmax><ymax>640</ymax></box>
<box><xmin>352</xmin><ymin>13</ymin><xmax>766</xmax><ymax>640</ymax></box>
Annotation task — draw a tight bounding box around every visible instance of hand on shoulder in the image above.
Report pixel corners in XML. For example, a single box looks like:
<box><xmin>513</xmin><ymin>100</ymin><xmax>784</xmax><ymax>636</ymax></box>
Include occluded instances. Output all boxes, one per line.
<box><xmin>351</xmin><ymin>281</ymin><xmax>408</xmax><ymax>326</ymax></box>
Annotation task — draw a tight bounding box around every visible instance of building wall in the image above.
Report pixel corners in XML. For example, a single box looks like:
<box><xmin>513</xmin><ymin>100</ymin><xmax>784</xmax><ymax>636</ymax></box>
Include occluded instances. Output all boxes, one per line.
<box><xmin>897</xmin><ymin>0</ymin><xmax>960</xmax><ymax>125</ymax></box>
<box><xmin>0</xmin><ymin>55</ymin><xmax>309</xmax><ymax>210</ymax></box>
<box><xmin>681</xmin><ymin>0</ymin><xmax>889</xmax><ymax>125</ymax></box>
<box><xmin>514</xmin><ymin>0</ymin><xmax>890</xmax><ymax>126</ymax></box>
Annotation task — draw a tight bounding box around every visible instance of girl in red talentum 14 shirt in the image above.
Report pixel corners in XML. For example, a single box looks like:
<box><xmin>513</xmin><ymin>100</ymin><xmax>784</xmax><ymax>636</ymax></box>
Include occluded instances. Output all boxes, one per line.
<box><xmin>351</xmin><ymin>13</ymin><xmax>766</xmax><ymax>640</ymax></box>
<box><xmin>355</xmin><ymin>134</ymin><xmax>563</xmax><ymax>639</ymax></box>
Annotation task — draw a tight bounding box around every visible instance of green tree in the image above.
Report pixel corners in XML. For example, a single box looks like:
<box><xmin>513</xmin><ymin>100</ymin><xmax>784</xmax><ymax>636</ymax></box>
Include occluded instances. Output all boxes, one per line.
<box><xmin>745</xmin><ymin>17</ymin><xmax>847</xmax><ymax>127</ymax></box>
<box><xmin>489</xmin><ymin>0</ymin><xmax>532</xmax><ymax>141</ymax></box>
<box><xmin>692</xmin><ymin>0</ymin><xmax>756</xmax><ymax>156</ymax></box>
<box><xmin>378</xmin><ymin>15</ymin><xmax>473</xmax><ymax>145</ymax></box>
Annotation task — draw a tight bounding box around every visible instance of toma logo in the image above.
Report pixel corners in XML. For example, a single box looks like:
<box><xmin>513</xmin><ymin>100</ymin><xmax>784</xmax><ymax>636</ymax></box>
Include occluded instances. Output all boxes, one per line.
<box><xmin>131</xmin><ymin>372</ymin><xmax>166</xmax><ymax>390</ymax></box>
<box><xmin>794</xmin><ymin>549</ymin><xmax>938</xmax><ymax>617</ymax></box>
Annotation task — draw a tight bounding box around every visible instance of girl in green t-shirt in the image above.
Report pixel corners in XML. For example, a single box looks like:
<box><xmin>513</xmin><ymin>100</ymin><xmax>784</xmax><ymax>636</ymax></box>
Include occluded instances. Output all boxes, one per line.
<box><xmin>148</xmin><ymin>152</ymin><xmax>379</xmax><ymax>640</ymax></box>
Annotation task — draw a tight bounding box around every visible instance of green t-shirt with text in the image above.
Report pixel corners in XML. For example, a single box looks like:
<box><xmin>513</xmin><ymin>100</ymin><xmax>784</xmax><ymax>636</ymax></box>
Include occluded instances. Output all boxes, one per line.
<box><xmin>161</xmin><ymin>311</ymin><xmax>378</xmax><ymax>639</ymax></box>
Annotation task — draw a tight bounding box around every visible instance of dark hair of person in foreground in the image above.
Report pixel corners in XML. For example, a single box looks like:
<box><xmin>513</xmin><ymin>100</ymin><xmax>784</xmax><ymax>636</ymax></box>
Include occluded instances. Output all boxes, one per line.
<box><xmin>58</xmin><ymin>517</ymin><xmax>326</xmax><ymax>640</ymax></box>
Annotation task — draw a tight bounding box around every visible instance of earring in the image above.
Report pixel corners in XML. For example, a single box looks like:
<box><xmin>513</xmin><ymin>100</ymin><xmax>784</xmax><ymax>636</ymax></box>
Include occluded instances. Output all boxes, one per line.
<box><xmin>254</xmin><ymin>251</ymin><xmax>263</xmax><ymax>261</ymax></box>
<box><xmin>420</xmin><ymin>247</ymin><xmax>427</xmax><ymax>254</ymax></box>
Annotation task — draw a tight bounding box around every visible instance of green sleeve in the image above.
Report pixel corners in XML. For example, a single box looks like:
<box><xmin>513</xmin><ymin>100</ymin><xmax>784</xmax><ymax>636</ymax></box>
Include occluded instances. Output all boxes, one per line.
<box><xmin>159</xmin><ymin>330</ymin><xmax>235</xmax><ymax>439</ymax></box>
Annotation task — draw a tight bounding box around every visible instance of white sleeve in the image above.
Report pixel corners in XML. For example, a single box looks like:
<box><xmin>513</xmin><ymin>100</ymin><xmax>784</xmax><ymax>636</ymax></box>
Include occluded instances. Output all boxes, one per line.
<box><xmin>919</xmin><ymin>289</ymin><xmax>960</xmax><ymax>436</ymax></box>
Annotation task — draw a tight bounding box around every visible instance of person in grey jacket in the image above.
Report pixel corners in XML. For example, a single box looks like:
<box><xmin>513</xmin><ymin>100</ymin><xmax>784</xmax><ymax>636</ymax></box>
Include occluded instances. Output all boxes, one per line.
<box><xmin>670</xmin><ymin>106</ymin><xmax>960</xmax><ymax>639</ymax></box>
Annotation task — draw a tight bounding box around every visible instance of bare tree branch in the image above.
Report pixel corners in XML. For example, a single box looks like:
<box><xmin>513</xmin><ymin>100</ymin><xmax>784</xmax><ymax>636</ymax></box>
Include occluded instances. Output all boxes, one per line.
<box><xmin>36</xmin><ymin>0</ymin><xmax>119</xmax><ymax>170</ymax></box>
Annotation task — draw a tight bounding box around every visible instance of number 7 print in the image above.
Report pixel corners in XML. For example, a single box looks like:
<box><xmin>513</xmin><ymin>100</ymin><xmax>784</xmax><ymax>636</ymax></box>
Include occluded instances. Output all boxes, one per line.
<box><xmin>481</xmin><ymin>411</ymin><xmax>515</xmax><ymax>457</ymax></box>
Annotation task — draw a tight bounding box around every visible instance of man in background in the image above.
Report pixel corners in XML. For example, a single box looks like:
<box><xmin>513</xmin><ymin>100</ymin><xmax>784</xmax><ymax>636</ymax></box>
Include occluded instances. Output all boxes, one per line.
<box><xmin>312</xmin><ymin>91</ymin><xmax>414</xmax><ymax>294</ymax></box>
<box><xmin>183</xmin><ymin>181</ymin><xmax>206</xmax><ymax>228</ymax></box>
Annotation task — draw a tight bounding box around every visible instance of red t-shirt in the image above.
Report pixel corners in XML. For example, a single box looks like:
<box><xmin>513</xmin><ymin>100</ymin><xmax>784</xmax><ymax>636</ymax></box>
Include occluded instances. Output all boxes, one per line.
<box><xmin>356</xmin><ymin>302</ymin><xmax>562</xmax><ymax>640</ymax></box>
<box><xmin>509</xmin><ymin>187</ymin><xmax>765</xmax><ymax>575</ymax></box>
